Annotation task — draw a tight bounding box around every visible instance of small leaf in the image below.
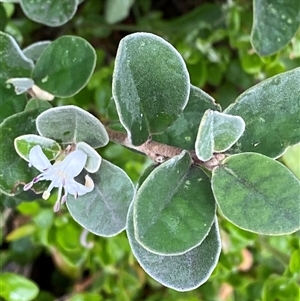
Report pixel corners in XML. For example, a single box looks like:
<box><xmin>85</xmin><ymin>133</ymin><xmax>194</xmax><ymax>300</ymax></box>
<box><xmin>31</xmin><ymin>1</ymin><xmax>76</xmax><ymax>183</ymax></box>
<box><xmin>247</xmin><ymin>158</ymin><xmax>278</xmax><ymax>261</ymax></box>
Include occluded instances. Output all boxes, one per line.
<box><xmin>6</xmin><ymin>77</ymin><xmax>34</xmax><ymax>95</ymax></box>
<box><xmin>212</xmin><ymin>152</ymin><xmax>300</xmax><ymax>235</ymax></box>
<box><xmin>0</xmin><ymin>272</ymin><xmax>39</xmax><ymax>301</ymax></box>
<box><xmin>20</xmin><ymin>0</ymin><xmax>78</xmax><ymax>27</ymax></box>
<box><xmin>112</xmin><ymin>32</ymin><xmax>190</xmax><ymax>145</ymax></box>
<box><xmin>153</xmin><ymin>85</ymin><xmax>221</xmax><ymax>149</ymax></box>
<box><xmin>251</xmin><ymin>0</ymin><xmax>300</xmax><ymax>56</ymax></box>
<box><xmin>6</xmin><ymin>224</ymin><xmax>36</xmax><ymax>241</ymax></box>
<box><xmin>76</xmin><ymin>141</ymin><xmax>102</xmax><ymax>173</ymax></box>
<box><xmin>14</xmin><ymin>134</ymin><xmax>61</xmax><ymax>162</ymax></box>
<box><xmin>36</xmin><ymin>105</ymin><xmax>109</xmax><ymax>148</ymax></box>
<box><xmin>281</xmin><ymin>144</ymin><xmax>300</xmax><ymax>180</ymax></box>
<box><xmin>67</xmin><ymin>159</ymin><xmax>134</xmax><ymax>237</ymax></box>
<box><xmin>225</xmin><ymin>67</ymin><xmax>300</xmax><ymax>158</ymax></box>
<box><xmin>23</xmin><ymin>41</ymin><xmax>51</xmax><ymax>61</ymax></box>
<box><xmin>0</xmin><ymin>109</ymin><xmax>48</xmax><ymax>196</ymax></box>
<box><xmin>195</xmin><ymin>110</ymin><xmax>245</xmax><ymax>161</ymax></box>
<box><xmin>127</xmin><ymin>202</ymin><xmax>221</xmax><ymax>291</ymax></box>
<box><xmin>104</xmin><ymin>0</ymin><xmax>134</xmax><ymax>24</ymax></box>
<box><xmin>0</xmin><ymin>4</ymin><xmax>8</xmax><ymax>31</ymax></box>
<box><xmin>32</xmin><ymin>36</ymin><xmax>96</xmax><ymax>97</ymax></box>
<box><xmin>134</xmin><ymin>151</ymin><xmax>216</xmax><ymax>255</ymax></box>
<box><xmin>25</xmin><ymin>98</ymin><xmax>52</xmax><ymax>111</ymax></box>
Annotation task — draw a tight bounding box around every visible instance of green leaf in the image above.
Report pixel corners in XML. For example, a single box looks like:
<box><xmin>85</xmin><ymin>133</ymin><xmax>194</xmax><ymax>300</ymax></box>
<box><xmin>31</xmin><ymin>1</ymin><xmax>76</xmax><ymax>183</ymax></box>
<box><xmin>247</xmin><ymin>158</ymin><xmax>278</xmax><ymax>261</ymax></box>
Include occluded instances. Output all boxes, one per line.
<box><xmin>289</xmin><ymin>250</ymin><xmax>300</xmax><ymax>274</ymax></box>
<box><xmin>127</xmin><ymin>202</ymin><xmax>221</xmax><ymax>291</ymax></box>
<box><xmin>104</xmin><ymin>0</ymin><xmax>134</xmax><ymax>24</ymax></box>
<box><xmin>281</xmin><ymin>144</ymin><xmax>300</xmax><ymax>180</ymax></box>
<box><xmin>153</xmin><ymin>85</ymin><xmax>221</xmax><ymax>149</ymax></box>
<box><xmin>195</xmin><ymin>110</ymin><xmax>245</xmax><ymax>161</ymax></box>
<box><xmin>23</xmin><ymin>41</ymin><xmax>51</xmax><ymax>61</ymax></box>
<box><xmin>67</xmin><ymin>159</ymin><xmax>134</xmax><ymax>237</ymax></box>
<box><xmin>251</xmin><ymin>0</ymin><xmax>300</xmax><ymax>56</ymax></box>
<box><xmin>14</xmin><ymin>134</ymin><xmax>61</xmax><ymax>162</ymax></box>
<box><xmin>76</xmin><ymin>141</ymin><xmax>102</xmax><ymax>173</ymax></box>
<box><xmin>212</xmin><ymin>152</ymin><xmax>300</xmax><ymax>235</ymax></box>
<box><xmin>20</xmin><ymin>0</ymin><xmax>78</xmax><ymax>27</ymax></box>
<box><xmin>112</xmin><ymin>32</ymin><xmax>190</xmax><ymax>145</ymax></box>
<box><xmin>225</xmin><ymin>68</ymin><xmax>300</xmax><ymax>158</ymax></box>
<box><xmin>134</xmin><ymin>151</ymin><xmax>216</xmax><ymax>255</ymax></box>
<box><xmin>0</xmin><ymin>4</ymin><xmax>8</xmax><ymax>31</ymax></box>
<box><xmin>0</xmin><ymin>32</ymin><xmax>33</xmax><ymax>122</ymax></box>
<box><xmin>36</xmin><ymin>105</ymin><xmax>109</xmax><ymax>148</ymax></box>
<box><xmin>24</xmin><ymin>98</ymin><xmax>52</xmax><ymax>111</ymax></box>
<box><xmin>32</xmin><ymin>36</ymin><xmax>96</xmax><ymax>97</ymax></box>
<box><xmin>6</xmin><ymin>224</ymin><xmax>36</xmax><ymax>241</ymax></box>
<box><xmin>0</xmin><ymin>272</ymin><xmax>39</xmax><ymax>301</ymax></box>
<box><xmin>0</xmin><ymin>108</ymin><xmax>48</xmax><ymax>195</ymax></box>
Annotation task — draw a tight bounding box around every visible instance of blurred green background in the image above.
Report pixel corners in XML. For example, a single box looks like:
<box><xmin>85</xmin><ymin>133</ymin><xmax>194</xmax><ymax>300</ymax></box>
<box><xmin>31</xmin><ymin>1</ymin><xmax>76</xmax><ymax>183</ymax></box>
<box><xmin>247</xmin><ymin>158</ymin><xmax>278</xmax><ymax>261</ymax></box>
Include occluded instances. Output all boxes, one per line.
<box><xmin>0</xmin><ymin>0</ymin><xmax>299</xmax><ymax>300</ymax></box>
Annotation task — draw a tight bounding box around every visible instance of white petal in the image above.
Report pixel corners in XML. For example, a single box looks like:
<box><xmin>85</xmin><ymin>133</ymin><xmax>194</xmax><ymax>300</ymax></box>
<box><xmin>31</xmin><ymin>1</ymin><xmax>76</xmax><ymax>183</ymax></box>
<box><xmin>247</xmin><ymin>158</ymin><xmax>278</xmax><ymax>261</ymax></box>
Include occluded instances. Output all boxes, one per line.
<box><xmin>28</xmin><ymin>145</ymin><xmax>52</xmax><ymax>172</ymax></box>
<box><xmin>60</xmin><ymin>150</ymin><xmax>87</xmax><ymax>177</ymax></box>
<box><xmin>65</xmin><ymin>176</ymin><xmax>94</xmax><ymax>196</ymax></box>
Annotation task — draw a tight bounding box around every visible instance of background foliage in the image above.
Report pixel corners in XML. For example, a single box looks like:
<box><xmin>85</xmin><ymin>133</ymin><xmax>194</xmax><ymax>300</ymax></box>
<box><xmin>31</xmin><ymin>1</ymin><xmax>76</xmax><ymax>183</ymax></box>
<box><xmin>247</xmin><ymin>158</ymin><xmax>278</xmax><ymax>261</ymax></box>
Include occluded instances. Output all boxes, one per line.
<box><xmin>0</xmin><ymin>0</ymin><xmax>299</xmax><ymax>300</ymax></box>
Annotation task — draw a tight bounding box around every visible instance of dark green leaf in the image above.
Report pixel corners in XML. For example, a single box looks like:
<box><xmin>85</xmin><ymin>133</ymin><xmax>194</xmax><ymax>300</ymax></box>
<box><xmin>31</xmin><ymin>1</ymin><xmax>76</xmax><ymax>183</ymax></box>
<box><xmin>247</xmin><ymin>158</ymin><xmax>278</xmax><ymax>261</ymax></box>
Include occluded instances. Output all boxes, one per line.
<box><xmin>0</xmin><ymin>272</ymin><xmax>39</xmax><ymax>301</ymax></box>
<box><xmin>225</xmin><ymin>68</ymin><xmax>300</xmax><ymax>158</ymax></box>
<box><xmin>32</xmin><ymin>36</ymin><xmax>96</xmax><ymax>97</ymax></box>
<box><xmin>212</xmin><ymin>152</ymin><xmax>300</xmax><ymax>235</ymax></box>
<box><xmin>0</xmin><ymin>32</ymin><xmax>33</xmax><ymax>122</ymax></box>
<box><xmin>134</xmin><ymin>151</ymin><xmax>216</xmax><ymax>255</ymax></box>
<box><xmin>36</xmin><ymin>105</ymin><xmax>109</xmax><ymax>148</ymax></box>
<box><xmin>0</xmin><ymin>108</ymin><xmax>48</xmax><ymax>196</ymax></box>
<box><xmin>67</xmin><ymin>159</ymin><xmax>134</xmax><ymax>237</ymax></box>
<box><xmin>251</xmin><ymin>0</ymin><xmax>300</xmax><ymax>56</ymax></box>
<box><xmin>127</xmin><ymin>202</ymin><xmax>221</xmax><ymax>291</ymax></box>
<box><xmin>0</xmin><ymin>4</ymin><xmax>8</xmax><ymax>31</ymax></box>
<box><xmin>153</xmin><ymin>85</ymin><xmax>221</xmax><ymax>149</ymax></box>
<box><xmin>112</xmin><ymin>32</ymin><xmax>190</xmax><ymax>145</ymax></box>
<box><xmin>20</xmin><ymin>0</ymin><xmax>78</xmax><ymax>27</ymax></box>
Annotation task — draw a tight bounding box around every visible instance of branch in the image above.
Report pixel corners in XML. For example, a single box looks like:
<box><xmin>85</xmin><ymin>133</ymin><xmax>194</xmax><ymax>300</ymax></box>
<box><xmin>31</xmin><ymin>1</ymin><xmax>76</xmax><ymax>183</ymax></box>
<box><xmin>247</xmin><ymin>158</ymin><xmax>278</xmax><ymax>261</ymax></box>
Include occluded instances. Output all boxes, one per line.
<box><xmin>105</xmin><ymin>127</ymin><xmax>225</xmax><ymax>169</ymax></box>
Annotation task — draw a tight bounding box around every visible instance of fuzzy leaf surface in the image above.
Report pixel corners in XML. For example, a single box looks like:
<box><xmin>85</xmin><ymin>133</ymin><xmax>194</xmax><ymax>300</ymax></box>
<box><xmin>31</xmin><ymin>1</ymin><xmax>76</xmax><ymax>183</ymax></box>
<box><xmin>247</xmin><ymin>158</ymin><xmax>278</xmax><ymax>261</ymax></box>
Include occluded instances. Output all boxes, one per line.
<box><xmin>153</xmin><ymin>85</ymin><xmax>221</xmax><ymax>149</ymax></box>
<box><xmin>32</xmin><ymin>36</ymin><xmax>96</xmax><ymax>97</ymax></box>
<box><xmin>127</xmin><ymin>202</ymin><xmax>221</xmax><ymax>291</ymax></box>
<box><xmin>67</xmin><ymin>160</ymin><xmax>134</xmax><ymax>237</ymax></box>
<box><xmin>212</xmin><ymin>152</ymin><xmax>300</xmax><ymax>235</ymax></box>
<box><xmin>225</xmin><ymin>68</ymin><xmax>300</xmax><ymax>158</ymax></box>
<box><xmin>251</xmin><ymin>0</ymin><xmax>300</xmax><ymax>56</ymax></box>
<box><xmin>134</xmin><ymin>151</ymin><xmax>216</xmax><ymax>255</ymax></box>
<box><xmin>36</xmin><ymin>105</ymin><xmax>109</xmax><ymax>148</ymax></box>
<box><xmin>112</xmin><ymin>32</ymin><xmax>190</xmax><ymax>145</ymax></box>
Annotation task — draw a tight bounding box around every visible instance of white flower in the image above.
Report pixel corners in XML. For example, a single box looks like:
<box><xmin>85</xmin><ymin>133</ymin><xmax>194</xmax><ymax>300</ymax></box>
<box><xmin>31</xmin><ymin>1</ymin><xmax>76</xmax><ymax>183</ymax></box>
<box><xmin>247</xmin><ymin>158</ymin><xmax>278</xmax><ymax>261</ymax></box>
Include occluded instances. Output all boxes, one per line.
<box><xmin>24</xmin><ymin>145</ymin><xmax>94</xmax><ymax>212</ymax></box>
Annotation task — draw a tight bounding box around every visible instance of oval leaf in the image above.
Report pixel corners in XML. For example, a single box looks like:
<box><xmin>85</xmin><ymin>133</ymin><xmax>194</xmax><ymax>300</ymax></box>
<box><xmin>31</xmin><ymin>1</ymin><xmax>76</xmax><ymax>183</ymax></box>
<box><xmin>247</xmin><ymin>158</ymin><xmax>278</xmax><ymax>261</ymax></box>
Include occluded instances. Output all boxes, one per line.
<box><xmin>20</xmin><ymin>0</ymin><xmax>78</xmax><ymax>27</ymax></box>
<box><xmin>0</xmin><ymin>108</ymin><xmax>48</xmax><ymax>195</ymax></box>
<box><xmin>153</xmin><ymin>85</ymin><xmax>221</xmax><ymax>149</ymax></box>
<box><xmin>32</xmin><ymin>36</ymin><xmax>96</xmax><ymax>97</ymax></box>
<box><xmin>112</xmin><ymin>32</ymin><xmax>190</xmax><ymax>145</ymax></box>
<box><xmin>212</xmin><ymin>152</ymin><xmax>300</xmax><ymax>235</ymax></box>
<box><xmin>14</xmin><ymin>134</ymin><xmax>61</xmax><ymax>162</ymax></box>
<box><xmin>104</xmin><ymin>0</ymin><xmax>134</xmax><ymax>24</ymax></box>
<box><xmin>195</xmin><ymin>110</ymin><xmax>245</xmax><ymax>161</ymax></box>
<box><xmin>225</xmin><ymin>67</ymin><xmax>300</xmax><ymax>158</ymax></box>
<box><xmin>67</xmin><ymin>159</ymin><xmax>134</xmax><ymax>237</ymax></box>
<box><xmin>36</xmin><ymin>105</ymin><xmax>109</xmax><ymax>148</ymax></box>
<box><xmin>0</xmin><ymin>32</ymin><xmax>34</xmax><ymax>122</ymax></box>
<box><xmin>76</xmin><ymin>141</ymin><xmax>102</xmax><ymax>173</ymax></box>
<box><xmin>0</xmin><ymin>272</ymin><xmax>39</xmax><ymax>301</ymax></box>
<box><xmin>251</xmin><ymin>0</ymin><xmax>300</xmax><ymax>56</ymax></box>
<box><xmin>134</xmin><ymin>151</ymin><xmax>216</xmax><ymax>255</ymax></box>
<box><xmin>127</xmin><ymin>202</ymin><xmax>221</xmax><ymax>291</ymax></box>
